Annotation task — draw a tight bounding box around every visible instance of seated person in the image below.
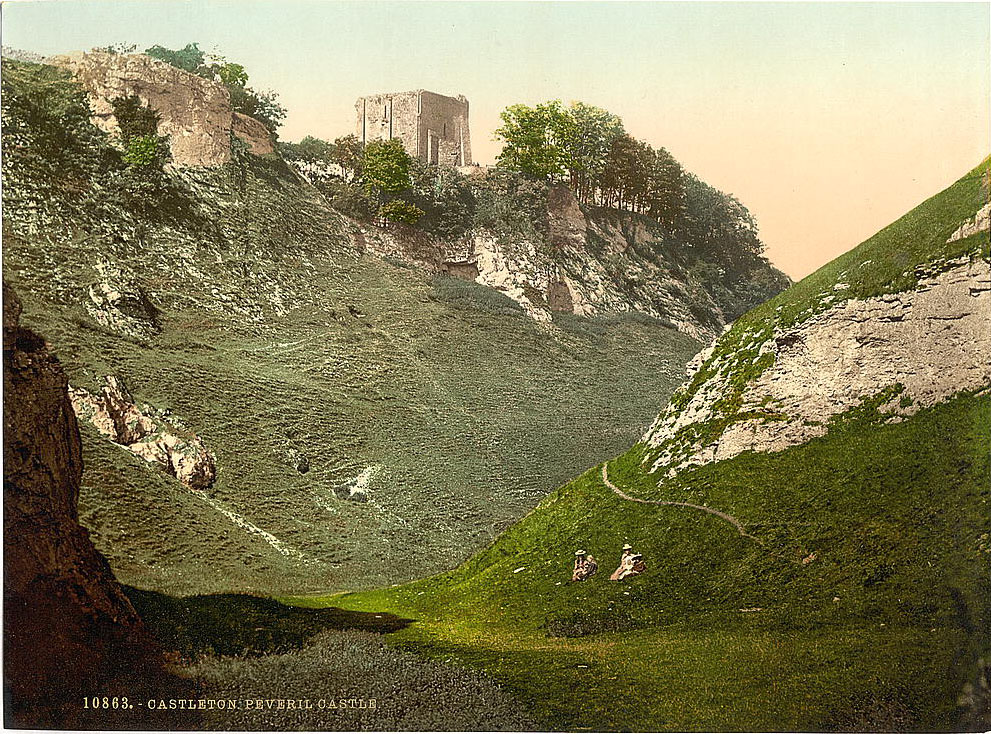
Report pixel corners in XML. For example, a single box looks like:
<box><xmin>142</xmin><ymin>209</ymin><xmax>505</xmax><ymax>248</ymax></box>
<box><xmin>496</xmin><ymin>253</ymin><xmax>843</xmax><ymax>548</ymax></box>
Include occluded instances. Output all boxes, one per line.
<box><xmin>610</xmin><ymin>544</ymin><xmax>646</xmax><ymax>580</ymax></box>
<box><xmin>571</xmin><ymin>549</ymin><xmax>598</xmax><ymax>581</ymax></box>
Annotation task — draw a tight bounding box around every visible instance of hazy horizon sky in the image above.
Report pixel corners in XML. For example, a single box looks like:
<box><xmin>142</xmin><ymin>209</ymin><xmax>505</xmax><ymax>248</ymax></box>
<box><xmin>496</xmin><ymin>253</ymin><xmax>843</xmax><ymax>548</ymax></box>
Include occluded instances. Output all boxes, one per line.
<box><xmin>3</xmin><ymin>1</ymin><xmax>989</xmax><ymax>279</ymax></box>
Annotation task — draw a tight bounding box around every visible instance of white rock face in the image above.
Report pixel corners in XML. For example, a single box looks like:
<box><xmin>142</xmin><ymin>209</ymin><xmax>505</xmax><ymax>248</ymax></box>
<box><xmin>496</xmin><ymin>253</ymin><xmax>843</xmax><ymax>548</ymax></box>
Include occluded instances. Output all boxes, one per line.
<box><xmin>948</xmin><ymin>202</ymin><xmax>991</xmax><ymax>243</ymax></box>
<box><xmin>69</xmin><ymin>376</ymin><xmax>217</xmax><ymax>490</ymax></box>
<box><xmin>644</xmin><ymin>258</ymin><xmax>991</xmax><ymax>477</ymax></box>
<box><xmin>349</xmin><ymin>184</ymin><xmax>769</xmax><ymax>340</ymax></box>
<box><xmin>471</xmin><ymin>233</ymin><xmax>554</xmax><ymax>323</ymax></box>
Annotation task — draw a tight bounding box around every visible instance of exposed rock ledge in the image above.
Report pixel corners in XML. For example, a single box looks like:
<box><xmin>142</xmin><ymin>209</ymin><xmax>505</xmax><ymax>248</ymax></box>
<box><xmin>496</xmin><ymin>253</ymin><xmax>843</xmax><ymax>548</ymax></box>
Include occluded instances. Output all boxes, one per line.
<box><xmin>48</xmin><ymin>51</ymin><xmax>272</xmax><ymax>166</ymax></box>
<box><xmin>69</xmin><ymin>376</ymin><xmax>216</xmax><ymax>489</ymax></box>
<box><xmin>645</xmin><ymin>257</ymin><xmax>991</xmax><ymax>477</ymax></box>
<box><xmin>948</xmin><ymin>201</ymin><xmax>990</xmax><ymax>243</ymax></box>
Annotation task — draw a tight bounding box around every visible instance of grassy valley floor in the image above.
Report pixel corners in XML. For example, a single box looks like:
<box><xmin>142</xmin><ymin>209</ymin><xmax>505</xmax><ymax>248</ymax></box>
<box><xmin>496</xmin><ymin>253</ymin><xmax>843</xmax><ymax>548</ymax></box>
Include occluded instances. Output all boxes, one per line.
<box><xmin>278</xmin><ymin>392</ymin><xmax>990</xmax><ymax>731</ymax></box>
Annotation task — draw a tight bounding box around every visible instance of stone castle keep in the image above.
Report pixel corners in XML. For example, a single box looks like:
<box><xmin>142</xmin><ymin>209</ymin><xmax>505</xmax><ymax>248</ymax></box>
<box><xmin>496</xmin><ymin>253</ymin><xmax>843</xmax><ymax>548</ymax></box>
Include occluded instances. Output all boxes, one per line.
<box><xmin>356</xmin><ymin>90</ymin><xmax>472</xmax><ymax>167</ymax></box>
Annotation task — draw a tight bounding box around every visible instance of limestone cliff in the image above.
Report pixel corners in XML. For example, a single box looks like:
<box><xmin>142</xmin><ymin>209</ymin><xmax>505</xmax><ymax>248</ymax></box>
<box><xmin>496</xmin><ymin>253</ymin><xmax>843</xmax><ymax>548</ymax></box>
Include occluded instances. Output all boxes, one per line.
<box><xmin>640</xmin><ymin>162</ymin><xmax>991</xmax><ymax>481</ymax></box>
<box><xmin>360</xmin><ymin>183</ymin><xmax>789</xmax><ymax>341</ymax></box>
<box><xmin>2</xmin><ymin>283</ymin><xmax>171</xmax><ymax>727</ymax></box>
<box><xmin>48</xmin><ymin>51</ymin><xmax>273</xmax><ymax>165</ymax></box>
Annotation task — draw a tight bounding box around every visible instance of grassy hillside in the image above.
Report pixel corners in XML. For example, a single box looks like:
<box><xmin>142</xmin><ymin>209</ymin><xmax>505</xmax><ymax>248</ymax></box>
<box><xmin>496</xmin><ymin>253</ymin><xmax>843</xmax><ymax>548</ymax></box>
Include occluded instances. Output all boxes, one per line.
<box><xmin>640</xmin><ymin>157</ymin><xmax>991</xmax><ymax>478</ymax></box>
<box><xmin>292</xmin><ymin>162</ymin><xmax>991</xmax><ymax>731</ymax></box>
<box><xmin>1</xmin><ymin>58</ymin><xmax>701</xmax><ymax>595</ymax></box>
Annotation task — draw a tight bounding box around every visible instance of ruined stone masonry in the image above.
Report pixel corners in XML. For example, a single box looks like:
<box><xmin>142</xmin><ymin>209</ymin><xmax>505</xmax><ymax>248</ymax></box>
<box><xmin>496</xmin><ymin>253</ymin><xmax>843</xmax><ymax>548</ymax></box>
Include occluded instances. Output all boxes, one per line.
<box><xmin>356</xmin><ymin>89</ymin><xmax>471</xmax><ymax>167</ymax></box>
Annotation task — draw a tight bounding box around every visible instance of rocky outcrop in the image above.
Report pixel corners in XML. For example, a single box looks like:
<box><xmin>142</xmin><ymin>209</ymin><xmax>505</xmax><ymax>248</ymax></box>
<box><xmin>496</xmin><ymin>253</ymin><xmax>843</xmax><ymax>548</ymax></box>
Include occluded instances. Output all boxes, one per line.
<box><xmin>86</xmin><ymin>259</ymin><xmax>161</xmax><ymax>338</ymax></box>
<box><xmin>69</xmin><ymin>376</ymin><xmax>217</xmax><ymax>490</ymax></box>
<box><xmin>643</xmin><ymin>257</ymin><xmax>991</xmax><ymax>477</ymax></box>
<box><xmin>357</xmin><ymin>184</ymin><xmax>788</xmax><ymax>340</ymax></box>
<box><xmin>48</xmin><ymin>51</ymin><xmax>270</xmax><ymax>166</ymax></box>
<box><xmin>2</xmin><ymin>283</ymin><xmax>163</xmax><ymax>726</ymax></box>
<box><xmin>232</xmin><ymin>111</ymin><xmax>274</xmax><ymax>155</ymax></box>
<box><xmin>948</xmin><ymin>201</ymin><xmax>991</xmax><ymax>243</ymax></box>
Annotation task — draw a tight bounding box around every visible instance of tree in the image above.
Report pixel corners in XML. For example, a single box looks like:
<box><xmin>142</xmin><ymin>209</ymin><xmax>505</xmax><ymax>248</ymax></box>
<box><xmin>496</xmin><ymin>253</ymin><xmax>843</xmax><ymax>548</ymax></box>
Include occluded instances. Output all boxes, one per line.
<box><xmin>215</xmin><ymin>61</ymin><xmax>248</xmax><ymax>88</ymax></box>
<box><xmin>494</xmin><ymin>101</ymin><xmax>568</xmax><ymax>181</ymax></box>
<box><xmin>331</xmin><ymin>134</ymin><xmax>363</xmax><ymax>183</ymax></box>
<box><xmin>361</xmin><ymin>138</ymin><xmax>413</xmax><ymax>195</ymax></box>
<box><xmin>645</xmin><ymin>147</ymin><xmax>684</xmax><ymax>227</ymax></box>
<box><xmin>280</xmin><ymin>135</ymin><xmax>335</xmax><ymax>164</ymax></box>
<box><xmin>557</xmin><ymin>101</ymin><xmax>624</xmax><ymax>204</ymax></box>
<box><xmin>406</xmin><ymin>160</ymin><xmax>476</xmax><ymax>240</ymax></box>
<box><xmin>680</xmin><ymin>174</ymin><xmax>764</xmax><ymax>279</ymax></box>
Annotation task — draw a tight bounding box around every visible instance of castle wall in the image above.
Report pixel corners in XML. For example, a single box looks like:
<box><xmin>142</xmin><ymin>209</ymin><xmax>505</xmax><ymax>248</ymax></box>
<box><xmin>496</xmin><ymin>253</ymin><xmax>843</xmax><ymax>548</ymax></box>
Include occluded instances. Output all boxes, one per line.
<box><xmin>416</xmin><ymin>91</ymin><xmax>471</xmax><ymax>166</ymax></box>
<box><xmin>355</xmin><ymin>90</ymin><xmax>471</xmax><ymax>167</ymax></box>
<box><xmin>355</xmin><ymin>91</ymin><xmax>420</xmax><ymax>157</ymax></box>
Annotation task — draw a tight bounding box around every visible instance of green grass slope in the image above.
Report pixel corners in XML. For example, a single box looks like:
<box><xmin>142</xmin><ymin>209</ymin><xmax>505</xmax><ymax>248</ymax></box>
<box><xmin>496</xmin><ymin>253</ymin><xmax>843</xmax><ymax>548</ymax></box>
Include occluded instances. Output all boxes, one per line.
<box><xmin>1</xmin><ymin>59</ymin><xmax>701</xmax><ymax>595</ymax></box>
<box><xmin>308</xmin><ymin>162</ymin><xmax>991</xmax><ymax>731</ymax></box>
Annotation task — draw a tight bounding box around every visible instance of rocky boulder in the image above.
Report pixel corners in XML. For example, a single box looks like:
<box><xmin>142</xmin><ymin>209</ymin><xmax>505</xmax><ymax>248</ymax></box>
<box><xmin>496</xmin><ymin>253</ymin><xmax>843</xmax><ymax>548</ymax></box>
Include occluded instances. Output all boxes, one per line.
<box><xmin>49</xmin><ymin>51</ymin><xmax>271</xmax><ymax>166</ymax></box>
<box><xmin>2</xmin><ymin>283</ymin><xmax>164</xmax><ymax>727</ymax></box>
<box><xmin>86</xmin><ymin>259</ymin><xmax>162</xmax><ymax>338</ymax></box>
<box><xmin>70</xmin><ymin>376</ymin><xmax>217</xmax><ymax>490</ymax></box>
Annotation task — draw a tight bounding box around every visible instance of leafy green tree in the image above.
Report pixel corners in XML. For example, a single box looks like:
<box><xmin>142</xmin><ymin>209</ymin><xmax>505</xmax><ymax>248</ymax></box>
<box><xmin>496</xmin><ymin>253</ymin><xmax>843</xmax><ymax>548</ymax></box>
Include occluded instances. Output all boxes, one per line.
<box><xmin>557</xmin><ymin>102</ymin><xmax>624</xmax><ymax>204</ymax></box>
<box><xmin>646</xmin><ymin>147</ymin><xmax>684</xmax><ymax>227</ymax></box>
<box><xmin>227</xmin><ymin>85</ymin><xmax>286</xmax><ymax>134</ymax></box>
<box><xmin>495</xmin><ymin>101</ymin><xmax>568</xmax><ymax>181</ymax></box>
<box><xmin>361</xmin><ymin>139</ymin><xmax>413</xmax><ymax>195</ymax></box>
<box><xmin>216</xmin><ymin>61</ymin><xmax>248</xmax><ymax>88</ymax></box>
<box><xmin>279</xmin><ymin>135</ymin><xmax>334</xmax><ymax>164</ymax></box>
<box><xmin>681</xmin><ymin>174</ymin><xmax>764</xmax><ymax>279</ymax></box>
<box><xmin>406</xmin><ymin>161</ymin><xmax>476</xmax><ymax>240</ymax></box>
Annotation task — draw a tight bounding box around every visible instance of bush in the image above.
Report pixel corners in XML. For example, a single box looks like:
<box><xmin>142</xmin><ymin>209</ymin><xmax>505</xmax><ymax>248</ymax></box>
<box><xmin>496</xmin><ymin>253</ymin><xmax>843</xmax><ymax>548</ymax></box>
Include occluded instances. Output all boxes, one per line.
<box><xmin>378</xmin><ymin>199</ymin><xmax>424</xmax><ymax>225</ymax></box>
<box><xmin>474</xmin><ymin>168</ymin><xmax>549</xmax><ymax>245</ymax></box>
<box><xmin>123</xmin><ymin>134</ymin><xmax>169</xmax><ymax>168</ymax></box>
<box><xmin>407</xmin><ymin>162</ymin><xmax>476</xmax><ymax>240</ymax></box>
<box><xmin>227</xmin><ymin>84</ymin><xmax>286</xmax><ymax>135</ymax></box>
<box><xmin>315</xmin><ymin>179</ymin><xmax>376</xmax><ymax>220</ymax></box>
<box><xmin>110</xmin><ymin>96</ymin><xmax>160</xmax><ymax>141</ymax></box>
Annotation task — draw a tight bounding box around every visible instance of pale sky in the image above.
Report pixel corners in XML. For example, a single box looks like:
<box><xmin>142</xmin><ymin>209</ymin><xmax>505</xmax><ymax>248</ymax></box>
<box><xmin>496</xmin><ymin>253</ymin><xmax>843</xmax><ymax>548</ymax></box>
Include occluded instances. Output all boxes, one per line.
<box><xmin>3</xmin><ymin>1</ymin><xmax>989</xmax><ymax>279</ymax></box>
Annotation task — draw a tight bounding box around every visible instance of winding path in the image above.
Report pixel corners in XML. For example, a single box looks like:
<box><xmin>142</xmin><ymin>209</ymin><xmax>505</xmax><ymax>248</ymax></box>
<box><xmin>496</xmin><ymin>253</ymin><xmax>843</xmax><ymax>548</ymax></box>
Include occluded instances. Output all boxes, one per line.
<box><xmin>600</xmin><ymin>463</ymin><xmax>761</xmax><ymax>543</ymax></box>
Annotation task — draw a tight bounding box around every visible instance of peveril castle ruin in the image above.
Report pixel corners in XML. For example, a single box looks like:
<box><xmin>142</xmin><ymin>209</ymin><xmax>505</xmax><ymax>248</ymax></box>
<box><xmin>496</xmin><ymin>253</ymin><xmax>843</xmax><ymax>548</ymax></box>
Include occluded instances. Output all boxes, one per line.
<box><xmin>356</xmin><ymin>90</ymin><xmax>472</xmax><ymax>167</ymax></box>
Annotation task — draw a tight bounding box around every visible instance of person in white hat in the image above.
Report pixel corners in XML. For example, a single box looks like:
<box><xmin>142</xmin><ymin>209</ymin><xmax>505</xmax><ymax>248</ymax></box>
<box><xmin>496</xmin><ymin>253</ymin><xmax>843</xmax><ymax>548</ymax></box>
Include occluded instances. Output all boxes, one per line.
<box><xmin>571</xmin><ymin>549</ymin><xmax>598</xmax><ymax>582</ymax></box>
<box><xmin>610</xmin><ymin>543</ymin><xmax>645</xmax><ymax>580</ymax></box>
